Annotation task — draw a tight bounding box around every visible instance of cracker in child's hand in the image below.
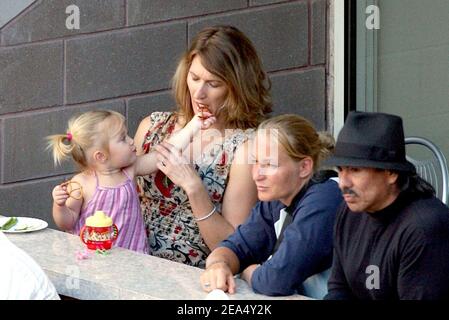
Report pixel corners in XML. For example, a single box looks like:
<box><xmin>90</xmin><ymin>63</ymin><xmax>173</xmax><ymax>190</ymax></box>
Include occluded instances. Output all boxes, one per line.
<box><xmin>61</xmin><ymin>180</ymin><xmax>83</xmax><ymax>200</ymax></box>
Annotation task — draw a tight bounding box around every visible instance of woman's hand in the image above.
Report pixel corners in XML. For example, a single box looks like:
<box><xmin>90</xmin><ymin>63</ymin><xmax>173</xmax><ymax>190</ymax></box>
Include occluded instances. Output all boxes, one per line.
<box><xmin>155</xmin><ymin>142</ymin><xmax>202</xmax><ymax>192</ymax></box>
<box><xmin>200</xmin><ymin>261</ymin><xmax>236</xmax><ymax>294</ymax></box>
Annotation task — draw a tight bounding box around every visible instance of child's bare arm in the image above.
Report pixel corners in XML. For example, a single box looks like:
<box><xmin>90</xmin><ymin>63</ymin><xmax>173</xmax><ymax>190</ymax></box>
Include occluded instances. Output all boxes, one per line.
<box><xmin>52</xmin><ymin>181</ymin><xmax>83</xmax><ymax>231</ymax></box>
<box><xmin>165</xmin><ymin>112</ymin><xmax>215</xmax><ymax>149</ymax></box>
<box><xmin>134</xmin><ymin>113</ymin><xmax>215</xmax><ymax>176</ymax></box>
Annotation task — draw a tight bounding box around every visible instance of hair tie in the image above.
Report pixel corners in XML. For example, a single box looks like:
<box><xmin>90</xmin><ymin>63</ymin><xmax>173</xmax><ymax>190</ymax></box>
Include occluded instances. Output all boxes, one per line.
<box><xmin>66</xmin><ymin>132</ymin><xmax>73</xmax><ymax>141</ymax></box>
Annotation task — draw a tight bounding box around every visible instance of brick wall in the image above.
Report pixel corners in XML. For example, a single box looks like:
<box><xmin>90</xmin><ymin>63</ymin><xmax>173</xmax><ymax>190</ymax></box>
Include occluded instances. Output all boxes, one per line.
<box><xmin>0</xmin><ymin>0</ymin><xmax>328</xmax><ymax>226</ymax></box>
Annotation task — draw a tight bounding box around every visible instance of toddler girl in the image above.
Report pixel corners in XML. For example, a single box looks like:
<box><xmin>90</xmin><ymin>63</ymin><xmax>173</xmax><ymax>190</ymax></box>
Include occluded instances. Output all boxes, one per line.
<box><xmin>47</xmin><ymin>109</ymin><xmax>214</xmax><ymax>253</ymax></box>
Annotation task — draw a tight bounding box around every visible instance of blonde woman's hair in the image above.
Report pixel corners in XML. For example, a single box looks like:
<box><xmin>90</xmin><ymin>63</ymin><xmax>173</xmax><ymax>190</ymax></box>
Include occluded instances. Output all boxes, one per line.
<box><xmin>46</xmin><ymin>110</ymin><xmax>125</xmax><ymax>170</ymax></box>
<box><xmin>172</xmin><ymin>25</ymin><xmax>272</xmax><ymax>129</ymax></box>
<box><xmin>258</xmin><ymin>114</ymin><xmax>335</xmax><ymax>171</ymax></box>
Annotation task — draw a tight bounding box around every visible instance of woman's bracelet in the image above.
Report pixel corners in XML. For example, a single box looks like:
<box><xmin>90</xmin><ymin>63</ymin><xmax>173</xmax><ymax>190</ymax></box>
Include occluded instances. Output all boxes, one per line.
<box><xmin>194</xmin><ymin>205</ymin><xmax>217</xmax><ymax>222</ymax></box>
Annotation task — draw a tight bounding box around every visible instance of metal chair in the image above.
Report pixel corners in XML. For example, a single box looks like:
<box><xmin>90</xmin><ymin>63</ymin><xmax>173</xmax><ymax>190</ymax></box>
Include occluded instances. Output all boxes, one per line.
<box><xmin>405</xmin><ymin>137</ymin><xmax>448</xmax><ymax>205</ymax></box>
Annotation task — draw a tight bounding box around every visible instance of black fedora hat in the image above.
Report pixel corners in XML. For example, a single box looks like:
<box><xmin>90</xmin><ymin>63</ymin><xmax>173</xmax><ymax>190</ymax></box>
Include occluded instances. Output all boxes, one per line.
<box><xmin>324</xmin><ymin>111</ymin><xmax>415</xmax><ymax>172</ymax></box>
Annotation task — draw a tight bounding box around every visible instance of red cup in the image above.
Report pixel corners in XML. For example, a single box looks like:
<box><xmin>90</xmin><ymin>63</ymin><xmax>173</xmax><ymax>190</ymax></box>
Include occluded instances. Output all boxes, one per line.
<box><xmin>80</xmin><ymin>224</ymin><xmax>118</xmax><ymax>250</ymax></box>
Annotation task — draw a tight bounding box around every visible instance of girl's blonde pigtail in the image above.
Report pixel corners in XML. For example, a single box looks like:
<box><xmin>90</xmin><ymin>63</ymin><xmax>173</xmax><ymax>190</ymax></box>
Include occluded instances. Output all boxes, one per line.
<box><xmin>46</xmin><ymin>133</ymin><xmax>74</xmax><ymax>166</ymax></box>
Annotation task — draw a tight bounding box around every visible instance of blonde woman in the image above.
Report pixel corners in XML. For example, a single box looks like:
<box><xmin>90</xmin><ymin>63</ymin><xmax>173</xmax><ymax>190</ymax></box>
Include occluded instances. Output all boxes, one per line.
<box><xmin>200</xmin><ymin>114</ymin><xmax>343</xmax><ymax>298</ymax></box>
<box><xmin>134</xmin><ymin>25</ymin><xmax>272</xmax><ymax>267</ymax></box>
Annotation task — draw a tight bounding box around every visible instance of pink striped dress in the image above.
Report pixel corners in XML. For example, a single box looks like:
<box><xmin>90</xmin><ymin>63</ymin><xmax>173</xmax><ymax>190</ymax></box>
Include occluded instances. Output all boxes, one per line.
<box><xmin>72</xmin><ymin>171</ymin><xmax>149</xmax><ymax>254</ymax></box>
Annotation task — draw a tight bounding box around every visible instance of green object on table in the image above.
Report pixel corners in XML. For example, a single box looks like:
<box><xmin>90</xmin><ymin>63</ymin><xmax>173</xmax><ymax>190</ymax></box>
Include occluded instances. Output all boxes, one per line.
<box><xmin>0</xmin><ymin>217</ymin><xmax>18</xmax><ymax>230</ymax></box>
<box><xmin>95</xmin><ymin>249</ymin><xmax>110</xmax><ymax>256</ymax></box>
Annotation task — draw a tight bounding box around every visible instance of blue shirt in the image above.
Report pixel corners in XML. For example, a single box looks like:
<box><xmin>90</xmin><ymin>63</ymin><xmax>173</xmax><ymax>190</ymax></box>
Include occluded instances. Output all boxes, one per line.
<box><xmin>220</xmin><ymin>179</ymin><xmax>343</xmax><ymax>296</ymax></box>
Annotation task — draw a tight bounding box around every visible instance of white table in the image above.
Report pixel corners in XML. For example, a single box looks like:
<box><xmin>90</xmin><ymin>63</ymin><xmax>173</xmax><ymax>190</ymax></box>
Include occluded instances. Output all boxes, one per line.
<box><xmin>5</xmin><ymin>227</ymin><xmax>310</xmax><ymax>300</ymax></box>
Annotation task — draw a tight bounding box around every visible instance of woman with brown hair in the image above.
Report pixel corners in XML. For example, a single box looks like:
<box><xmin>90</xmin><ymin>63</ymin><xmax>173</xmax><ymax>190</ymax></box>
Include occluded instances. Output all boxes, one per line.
<box><xmin>134</xmin><ymin>25</ymin><xmax>272</xmax><ymax>267</ymax></box>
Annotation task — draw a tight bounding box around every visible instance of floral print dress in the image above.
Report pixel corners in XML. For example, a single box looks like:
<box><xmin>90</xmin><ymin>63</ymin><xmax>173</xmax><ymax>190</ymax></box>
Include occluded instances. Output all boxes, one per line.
<box><xmin>136</xmin><ymin>112</ymin><xmax>254</xmax><ymax>268</ymax></box>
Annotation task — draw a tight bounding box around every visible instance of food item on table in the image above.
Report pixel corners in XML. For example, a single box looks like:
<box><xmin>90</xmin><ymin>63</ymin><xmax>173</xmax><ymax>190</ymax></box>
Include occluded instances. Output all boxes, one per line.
<box><xmin>14</xmin><ymin>225</ymin><xmax>32</xmax><ymax>231</ymax></box>
<box><xmin>0</xmin><ymin>217</ymin><xmax>18</xmax><ymax>230</ymax></box>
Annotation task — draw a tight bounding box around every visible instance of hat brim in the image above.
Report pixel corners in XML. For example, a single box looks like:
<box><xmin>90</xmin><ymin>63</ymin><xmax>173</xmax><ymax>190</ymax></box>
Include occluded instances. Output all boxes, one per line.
<box><xmin>323</xmin><ymin>156</ymin><xmax>416</xmax><ymax>173</ymax></box>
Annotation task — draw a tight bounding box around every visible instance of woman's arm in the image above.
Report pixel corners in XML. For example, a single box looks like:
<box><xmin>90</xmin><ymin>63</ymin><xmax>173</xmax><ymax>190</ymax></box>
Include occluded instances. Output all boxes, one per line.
<box><xmin>185</xmin><ymin>147</ymin><xmax>257</xmax><ymax>249</ymax></box>
<box><xmin>201</xmin><ymin>202</ymin><xmax>275</xmax><ymax>293</ymax></box>
<box><xmin>155</xmin><ymin>140</ymin><xmax>258</xmax><ymax>250</ymax></box>
<box><xmin>220</xmin><ymin>143</ymin><xmax>258</xmax><ymax>228</ymax></box>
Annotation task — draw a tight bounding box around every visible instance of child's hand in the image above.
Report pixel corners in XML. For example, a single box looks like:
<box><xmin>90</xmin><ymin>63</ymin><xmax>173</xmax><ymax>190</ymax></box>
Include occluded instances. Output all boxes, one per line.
<box><xmin>193</xmin><ymin>111</ymin><xmax>216</xmax><ymax>130</ymax></box>
<box><xmin>52</xmin><ymin>184</ymin><xmax>69</xmax><ymax>206</ymax></box>
<box><xmin>200</xmin><ymin>113</ymin><xmax>216</xmax><ymax>129</ymax></box>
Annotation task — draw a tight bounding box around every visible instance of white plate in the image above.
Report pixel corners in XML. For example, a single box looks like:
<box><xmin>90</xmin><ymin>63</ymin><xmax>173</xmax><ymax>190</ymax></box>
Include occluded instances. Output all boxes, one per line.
<box><xmin>205</xmin><ymin>289</ymin><xmax>230</xmax><ymax>300</ymax></box>
<box><xmin>0</xmin><ymin>217</ymin><xmax>48</xmax><ymax>233</ymax></box>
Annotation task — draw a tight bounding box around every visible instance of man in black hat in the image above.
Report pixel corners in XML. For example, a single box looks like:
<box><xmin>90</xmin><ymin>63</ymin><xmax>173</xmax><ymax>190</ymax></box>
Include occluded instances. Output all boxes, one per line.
<box><xmin>324</xmin><ymin>111</ymin><xmax>449</xmax><ymax>300</ymax></box>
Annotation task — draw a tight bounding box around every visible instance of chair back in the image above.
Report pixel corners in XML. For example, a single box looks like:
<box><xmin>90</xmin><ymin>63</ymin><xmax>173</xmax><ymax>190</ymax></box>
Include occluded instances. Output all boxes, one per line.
<box><xmin>405</xmin><ymin>137</ymin><xmax>448</xmax><ymax>205</ymax></box>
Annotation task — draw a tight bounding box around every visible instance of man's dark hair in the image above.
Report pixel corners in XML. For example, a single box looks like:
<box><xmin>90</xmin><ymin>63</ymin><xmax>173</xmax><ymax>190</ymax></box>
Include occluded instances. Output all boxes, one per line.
<box><xmin>394</xmin><ymin>171</ymin><xmax>436</xmax><ymax>198</ymax></box>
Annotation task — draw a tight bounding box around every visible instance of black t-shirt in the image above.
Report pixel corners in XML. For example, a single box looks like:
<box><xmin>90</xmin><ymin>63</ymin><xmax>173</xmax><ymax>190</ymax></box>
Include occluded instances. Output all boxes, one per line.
<box><xmin>325</xmin><ymin>192</ymin><xmax>449</xmax><ymax>300</ymax></box>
